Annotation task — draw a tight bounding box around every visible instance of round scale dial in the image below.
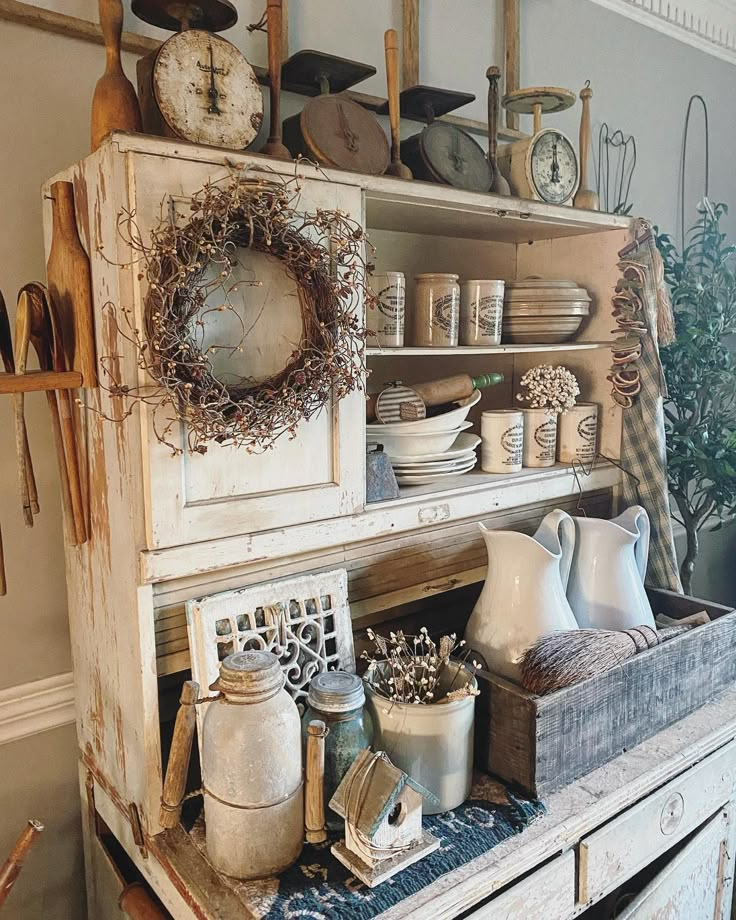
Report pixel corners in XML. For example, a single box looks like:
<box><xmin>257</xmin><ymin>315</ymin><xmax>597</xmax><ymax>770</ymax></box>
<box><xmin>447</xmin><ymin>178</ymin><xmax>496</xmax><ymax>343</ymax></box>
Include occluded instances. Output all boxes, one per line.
<box><xmin>153</xmin><ymin>30</ymin><xmax>263</xmax><ymax>149</ymax></box>
<box><xmin>529</xmin><ymin>129</ymin><xmax>578</xmax><ymax>204</ymax></box>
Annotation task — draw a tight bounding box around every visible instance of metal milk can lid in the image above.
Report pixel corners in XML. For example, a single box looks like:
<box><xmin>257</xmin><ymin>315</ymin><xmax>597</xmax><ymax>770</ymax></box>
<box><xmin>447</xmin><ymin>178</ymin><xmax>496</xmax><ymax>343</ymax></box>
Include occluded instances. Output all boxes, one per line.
<box><xmin>210</xmin><ymin>650</ymin><xmax>284</xmax><ymax>701</ymax></box>
<box><xmin>307</xmin><ymin>671</ymin><xmax>365</xmax><ymax>714</ymax></box>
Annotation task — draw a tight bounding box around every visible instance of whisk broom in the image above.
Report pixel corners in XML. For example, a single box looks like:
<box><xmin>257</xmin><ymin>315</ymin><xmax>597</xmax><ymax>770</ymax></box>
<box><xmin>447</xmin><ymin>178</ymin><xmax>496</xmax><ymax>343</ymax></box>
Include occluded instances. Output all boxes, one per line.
<box><xmin>519</xmin><ymin>624</ymin><xmax>694</xmax><ymax>695</ymax></box>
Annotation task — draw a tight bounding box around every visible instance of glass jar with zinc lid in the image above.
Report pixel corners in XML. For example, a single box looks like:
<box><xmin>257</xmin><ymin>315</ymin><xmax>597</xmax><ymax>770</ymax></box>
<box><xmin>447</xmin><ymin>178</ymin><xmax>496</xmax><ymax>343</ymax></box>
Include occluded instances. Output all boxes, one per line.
<box><xmin>301</xmin><ymin>671</ymin><xmax>374</xmax><ymax>829</ymax></box>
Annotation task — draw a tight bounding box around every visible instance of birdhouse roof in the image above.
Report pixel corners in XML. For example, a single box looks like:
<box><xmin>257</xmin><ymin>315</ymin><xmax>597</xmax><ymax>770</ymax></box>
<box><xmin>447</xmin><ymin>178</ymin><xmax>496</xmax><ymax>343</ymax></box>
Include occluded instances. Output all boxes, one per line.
<box><xmin>329</xmin><ymin>749</ymin><xmax>437</xmax><ymax>837</ymax></box>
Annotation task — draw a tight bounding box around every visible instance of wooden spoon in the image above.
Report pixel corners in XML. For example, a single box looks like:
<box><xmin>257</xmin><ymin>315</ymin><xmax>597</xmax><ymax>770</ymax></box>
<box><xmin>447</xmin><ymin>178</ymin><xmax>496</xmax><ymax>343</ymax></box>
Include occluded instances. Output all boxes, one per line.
<box><xmin>13</xmin><ymin>292</ymin><xmax>36</xmax><ymax>526</ymax></box>
<box><xmin>384</xmin><ymin>30</ymin><xmax>412</xmax><ymax>179</ymax></box>
<box><xmin>21</xmin><ymin>284</ymin><xmax>78</xmax><ymax>546</ymax></box>
<box><xmin>44</xmin><ymin>292</ymin><xmax>87</xmax><ymax>545</ymax></box>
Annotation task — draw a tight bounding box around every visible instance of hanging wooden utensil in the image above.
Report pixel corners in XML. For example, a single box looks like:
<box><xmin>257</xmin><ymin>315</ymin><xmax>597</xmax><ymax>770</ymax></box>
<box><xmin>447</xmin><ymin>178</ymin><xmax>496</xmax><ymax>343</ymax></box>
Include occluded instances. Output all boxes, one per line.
<box><xmin>281</xmin><ymin>51</ymin><xmax>389</xmax><ymax>174</ymax></box>
<box><xmin>260</xmin><ymin>0</ymin><xmax>291</xmax><ymax>159</ymax></box>
<box><xmin>91</xmin><ymin>0</ymin><xmax>143</xmax><ymax>151</ymax></box>
<box><xmin>47</xmin><ymin>181</ymin><xmax>97</xmax><ymax>388</ymax></box>
<box><xmin>0</xmin><ymin>820</ymin><xmax>44</xmax><ymax>909</ymax></box>
<box><xmin>44</xmin><ymin>292</ymin><xmax>87</xmax><ymax>545</ymax></box>
<box><xmin>22</xmin><ymin>283</ymin><xmax>78</xmax><ymax>547</ymax></box>
<box><xmin>0</xmin><ymin>289</ymin><xmax>37</xmax><ymax>520</ymax></box>
<box><xmin>13</xmin><ymin>292</ymin><xmax>37</xmax><ymax>527</ymax></box>
<box><xmin>390</xmin><ymin>86</ymin><xmax>492</xmax><ymax>192</ymax></box>
<box><xmin>573</xmin><ymin>81</ymin><xmax>599</xmax><ymax>211</ymax></box>
<box><xmin>486</xmin><ymin>66</ymin><xmax>510</xmax><ymax>195</ymax></box>
<box><xmin>383</xmin><ymin>30</ymin><xmax>412</xmax><ymax>179</ymax></box>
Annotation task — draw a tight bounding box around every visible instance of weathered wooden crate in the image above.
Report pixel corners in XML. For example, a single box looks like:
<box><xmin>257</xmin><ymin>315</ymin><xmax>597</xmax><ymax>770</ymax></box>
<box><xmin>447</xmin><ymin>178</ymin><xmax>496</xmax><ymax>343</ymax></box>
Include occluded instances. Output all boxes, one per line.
<box><xmin>475</xmin><ymin>588</ymin><xmax>736</xmax><ymax>799</ymax></box>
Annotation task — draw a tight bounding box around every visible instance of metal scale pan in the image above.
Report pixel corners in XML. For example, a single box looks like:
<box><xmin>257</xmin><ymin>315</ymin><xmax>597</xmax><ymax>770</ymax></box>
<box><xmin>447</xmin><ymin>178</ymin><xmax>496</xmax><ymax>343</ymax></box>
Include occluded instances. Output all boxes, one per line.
<box><xmin>281</xmin><ymin>51</ymin><xmax>390</xmax><ymax>175</ymax></box>
<box><xmin>379</xmin><ymin>86</ymin><xmax>492</xmax><ymax>193</ymax></box>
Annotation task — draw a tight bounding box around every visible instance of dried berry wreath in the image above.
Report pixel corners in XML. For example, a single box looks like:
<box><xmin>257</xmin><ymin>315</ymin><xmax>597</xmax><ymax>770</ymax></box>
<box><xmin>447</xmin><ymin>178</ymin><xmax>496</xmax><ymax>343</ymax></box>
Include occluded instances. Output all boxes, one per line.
<box><xmin>106</xmin><ymin>167</ymin><xmax>372</xmax><ymax>454</ymax></box>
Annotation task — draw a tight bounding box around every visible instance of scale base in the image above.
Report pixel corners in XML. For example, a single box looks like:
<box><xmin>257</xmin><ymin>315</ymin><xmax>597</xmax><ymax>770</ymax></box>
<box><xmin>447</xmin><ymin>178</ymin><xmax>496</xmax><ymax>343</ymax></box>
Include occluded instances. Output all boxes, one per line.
<box><xmin>377</xmin><ymin>85</ymin><xmax>475</xmax><ymax>121</ymax></box>
<box><xmin>281</xmin><ymin>51</ymin><xmax>376</xmax><ymax>96</ymax></box>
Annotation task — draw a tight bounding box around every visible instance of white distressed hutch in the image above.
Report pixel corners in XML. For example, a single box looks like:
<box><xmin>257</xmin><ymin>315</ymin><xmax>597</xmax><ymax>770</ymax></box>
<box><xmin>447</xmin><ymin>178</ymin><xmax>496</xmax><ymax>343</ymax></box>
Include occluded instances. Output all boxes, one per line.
<box><xmin>44</xmin><ymin>134</ymin><xmax>736</xmax><ymax>918</ymax></box>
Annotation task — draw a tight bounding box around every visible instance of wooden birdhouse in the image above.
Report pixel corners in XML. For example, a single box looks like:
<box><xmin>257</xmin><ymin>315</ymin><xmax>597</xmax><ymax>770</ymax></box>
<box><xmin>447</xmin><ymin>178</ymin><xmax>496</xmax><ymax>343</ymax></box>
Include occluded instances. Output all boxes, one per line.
<box><xmin>329</xmin><ymin>749</ymin><xmax>440</xmax><ymax>887</ymax></box>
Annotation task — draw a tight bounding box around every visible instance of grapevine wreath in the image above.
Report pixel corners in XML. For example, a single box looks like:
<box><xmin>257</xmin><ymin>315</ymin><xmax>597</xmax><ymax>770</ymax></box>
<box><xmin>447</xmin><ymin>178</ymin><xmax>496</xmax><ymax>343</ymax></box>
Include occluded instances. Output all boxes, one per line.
<box><xmin>107</xmin><ymin>167</ymin><xmax>373</xmax><ymax>454</ymax></box>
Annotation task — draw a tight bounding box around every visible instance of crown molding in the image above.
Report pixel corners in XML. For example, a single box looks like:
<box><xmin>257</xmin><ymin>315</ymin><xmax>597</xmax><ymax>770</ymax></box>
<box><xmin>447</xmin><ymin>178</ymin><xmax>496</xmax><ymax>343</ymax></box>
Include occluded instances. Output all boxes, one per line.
<box><xmin>588</xmin><ymin>0</ymin><xmax>736</xmax><ymax>64</ymax></box>
<box><xmin>0</xmin><ymin>673</ymin><xmax>75</xmax><ymax>746</ymax></box>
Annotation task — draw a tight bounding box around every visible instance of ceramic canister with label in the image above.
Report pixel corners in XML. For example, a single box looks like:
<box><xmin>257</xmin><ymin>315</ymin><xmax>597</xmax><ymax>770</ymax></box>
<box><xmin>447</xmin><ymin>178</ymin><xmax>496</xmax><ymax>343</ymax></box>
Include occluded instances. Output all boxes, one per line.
<box><xmin>413</xmin><ymin>273</ymin><xmax>460</xmax><ymax>347</ymax></box>
<box><xmin>481</xmin><ymin>410</ymin><xmax>523</xmax><ymax>473</ymax></box>
<box><xmin>521</xmin><ymin>408</ymin><xmax>558</xmax><ymax>468</ymax></box>
<box><xmin>368</xmin><ymin>272</ymin><xmax>406</xmax><ymax>347</ymax></box>
<box><xmin>558</xmin><ymin>402</ymin><xmax>599</xmax><ymax>463</ymax></box>
<box><xmin>460</xmin><ymin>280</ymin><xmax>504</xmax><ymax>346</ymax></box>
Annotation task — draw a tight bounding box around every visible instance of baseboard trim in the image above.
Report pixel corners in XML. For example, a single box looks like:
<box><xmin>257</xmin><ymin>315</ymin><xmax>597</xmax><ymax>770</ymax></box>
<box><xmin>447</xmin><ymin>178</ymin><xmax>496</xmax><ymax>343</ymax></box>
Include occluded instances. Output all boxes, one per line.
<box><xmin>0</xmin><ymin>672</ymin><xmax>75</xmax><ymax>746</ymax></box>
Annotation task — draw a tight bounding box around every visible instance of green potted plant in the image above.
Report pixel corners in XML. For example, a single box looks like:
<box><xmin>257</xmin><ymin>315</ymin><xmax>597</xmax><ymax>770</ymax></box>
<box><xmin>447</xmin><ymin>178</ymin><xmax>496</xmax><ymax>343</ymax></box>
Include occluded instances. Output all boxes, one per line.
<box><xmin>657</xmin><ymin>200</ymin><xmax>736</xmax><ymax>593</ymax></box>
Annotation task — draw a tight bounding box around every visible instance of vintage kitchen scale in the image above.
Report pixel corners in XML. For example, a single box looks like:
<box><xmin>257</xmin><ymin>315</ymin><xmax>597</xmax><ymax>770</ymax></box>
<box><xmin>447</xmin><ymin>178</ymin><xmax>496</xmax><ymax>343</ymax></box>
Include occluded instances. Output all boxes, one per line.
<box><xmin>281</xmin><ymin>51</ymin><xmax>390</xmax><ymax>174</ymax></box>
<box><xmin>133</xmin><ymin>0</ymin><xmax>264</xmax><ymax>149</ymax></box>
<box><xmin>497</xmin><ymin>86</ymin><xmax>579</xmax><ymax>205</ymax></box>
<box><xmin>378</xmin><ymin>86</ymin><xmax>492</xmax><ymax>192</ymax></box>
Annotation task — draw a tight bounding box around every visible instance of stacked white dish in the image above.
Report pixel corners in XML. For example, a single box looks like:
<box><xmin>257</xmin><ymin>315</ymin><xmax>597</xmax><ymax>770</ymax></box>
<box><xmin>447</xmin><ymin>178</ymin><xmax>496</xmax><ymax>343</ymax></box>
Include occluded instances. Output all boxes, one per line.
<box><xmin>503</xmin><ymin>279</ymin><xmax>591</xmax><ymax>344</ymax></box>
<box><xmin>366</xmin><ymin>392</ymin><xmax>481</xmax><ymax>485</ymax></box>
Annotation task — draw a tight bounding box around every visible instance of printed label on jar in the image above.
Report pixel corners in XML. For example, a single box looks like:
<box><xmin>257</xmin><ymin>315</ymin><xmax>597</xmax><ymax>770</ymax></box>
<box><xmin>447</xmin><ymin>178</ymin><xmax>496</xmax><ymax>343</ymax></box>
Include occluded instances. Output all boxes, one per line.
<box><xmin>533</xmin><ymin>419</ymin><xmax>558</xmax><ymax>460</ymax></box>
<box><xmin>576</xmin><ymin>413</ymin><xmax>598</xmax><ymax>459</ymax></box>
<box><xmin>376</xmin><ymin>284</ymin><xmax>405</xmax><ymax>335</ymax></box>
<box><xmin>500</xmin><ymin>423</ymin><xmax>524</xmax><ymax>465</ymax></box>
<box><xmin>473</xmin><ymin>294</ymin><xmax>503</xmax><ymax>337</ymax></box>
<box><xmin>432</xmin><ymin>293</ymin><xmax>459</xmax><ymax>335</ymax></box>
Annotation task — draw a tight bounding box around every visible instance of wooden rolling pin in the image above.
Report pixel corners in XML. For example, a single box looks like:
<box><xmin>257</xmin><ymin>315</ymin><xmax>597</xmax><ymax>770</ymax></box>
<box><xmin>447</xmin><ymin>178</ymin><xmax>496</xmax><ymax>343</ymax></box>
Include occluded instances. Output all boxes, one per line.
<box><xmin>119</xmin><ymin>882</ymin><xmax>168</xmax><ymax>919</ymax></box>
<box><xmin>367</xmin><ymin>372</ymin><xmax>504</xmax><ymax>420</ymax></box>
<box><xmin>0</xmin><ymin>820</ymin><xmax>44</xmax><ymax>909</ymax></box>
<box><xmin>91</xmin><ymin>0</ymin><xmax>142</xmax><ymax>151</ymax></box>
<box><xmin>305</xmin><ymin>719</ymin><xmax>328</xmax><ymax>844</ymax></box>
<box><xmin>260</xmin><ymin>0</ymin><xmax>291</xmax><ymax>159</ymax></box>
<box><xmin>47</xmin><ymin>181</ymin><xmax>98</xmax><ymax>388</ymax></box>
<box><xmin>159</xmin><ymin>680</ymin><xmax>199</xmax><ymax>829</ymax></box>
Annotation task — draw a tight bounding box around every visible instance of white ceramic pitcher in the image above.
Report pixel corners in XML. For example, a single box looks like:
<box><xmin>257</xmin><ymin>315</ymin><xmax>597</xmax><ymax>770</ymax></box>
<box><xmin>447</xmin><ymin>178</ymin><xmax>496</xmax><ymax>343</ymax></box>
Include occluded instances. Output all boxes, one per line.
<box><xmin>567</xmin><ymin>506</ymin><xmax>655</xmax><ymax>630</ymax></box>
<box><xmin>465</xmin><ymin>510</ymin><xmax>579</xmax><ymax>683</ymax></box>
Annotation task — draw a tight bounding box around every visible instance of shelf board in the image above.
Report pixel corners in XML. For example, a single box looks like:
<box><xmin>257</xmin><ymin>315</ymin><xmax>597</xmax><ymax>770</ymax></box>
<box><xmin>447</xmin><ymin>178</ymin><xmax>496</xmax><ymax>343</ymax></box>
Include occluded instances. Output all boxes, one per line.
<box><xmin>366</xmin><ymin>342</ymin><xmax>612</xmax><ymax>357</ymax></box>
<box><xmin>362</xmin><ymin>175</ymin><xmax>633</xmax><ymax>243</ymax></box>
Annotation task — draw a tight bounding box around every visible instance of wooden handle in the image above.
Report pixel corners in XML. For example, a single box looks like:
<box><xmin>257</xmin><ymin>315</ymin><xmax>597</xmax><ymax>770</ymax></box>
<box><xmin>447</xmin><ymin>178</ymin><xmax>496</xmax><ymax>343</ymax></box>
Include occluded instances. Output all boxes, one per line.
<box><xmin>159</xmin><ymin>680</ymin><xmax>199</xmax><ymax>829</ymax></box>
<box><xmin>0</xmin><ymin>820</ymin><xmax>44</xmax><ymax>909</ymax></box>
<box><xmin>0</xmin><ymin>517</ymin><xmax>6</xmax><ymax>596</ymax></box>
<box><xmin>59</xmin><ymin>390</ymin><xmax>87</xmax><ymax>545</ymax></box>
<box><xmin>99</xmin><ymin>0</ymin><xmax>123</xmax><ymax>59</ymax></box>
<box><xmin>385</xmin><ymin>30</ymin><xmax>402</xmax><ymax>164</ymax></box>
<box><xmin>504</xmin><ymin>0</ymin><xmax>520</xmax><ymax>130</ymax></box>
<box><xmin>48</xmin><ymin>182</ymin><xmax>98</xmax><ymax>387</ymax></box>
<box><xmin>579</xmin><ymin>84</ymin><xmax>592</xmax><ymax>190</ymax></box>
<box><xmin>267</xmin><ymin>1</ymin><xmax>283</xmax><ymax>134</ymax></box>
<box><xmin>305</xmin><ymin>719</ymin><xmax>328</xmax><ymax>844</ymax></box>
<box><xmin>47</xmin><ymin>391</ymin><xmax>78</xmax><ymax>546</ymax></box>
<box><xmin>486</xmin><ymin>66</ymin><xmax>501</xmax><ymax>165</ymax></box>
<box><xmin>119</xmin><ymin>882</ymin><xmax>168</xmax><ymax>919</ymax></box>
<box><xmin>13</xmin><ymin>294</ymin><xmax>34</xmax><ymax>527</ymax></box>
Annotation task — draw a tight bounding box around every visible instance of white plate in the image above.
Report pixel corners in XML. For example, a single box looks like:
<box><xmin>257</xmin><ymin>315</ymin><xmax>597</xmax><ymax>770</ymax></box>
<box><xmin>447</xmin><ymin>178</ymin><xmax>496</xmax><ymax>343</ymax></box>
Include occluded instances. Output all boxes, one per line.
<box><xmin>392</xmin><ymin>453</ymin><xmax>478</xmax><ymax>472</ymax></box>
<box><xmin>395</xmin><ymin>459</ymin><xmax>478</xmax><ymax>485</ymax></box>
<box><xmin>366</xmin><ymin>422</ymin><xmax>472</xmax><ymax>458</ymax></box>
<box><xmin>385</xmin><ymin>432</ymin><xmax>481</xmax><ymax>464</ymax></box>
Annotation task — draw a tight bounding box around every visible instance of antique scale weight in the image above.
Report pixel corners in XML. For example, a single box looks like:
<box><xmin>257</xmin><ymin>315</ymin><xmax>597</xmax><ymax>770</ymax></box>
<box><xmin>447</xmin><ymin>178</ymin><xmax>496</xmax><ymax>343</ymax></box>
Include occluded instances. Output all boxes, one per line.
<box><xmin>497</xmin><ymin>86</ymin><xmax>579</xmax><ymax>205</ymax></box>
<box><xmin>133</xmin><ymin>0</ymin><xmax>264</xmax><ymax>150</ymax></box>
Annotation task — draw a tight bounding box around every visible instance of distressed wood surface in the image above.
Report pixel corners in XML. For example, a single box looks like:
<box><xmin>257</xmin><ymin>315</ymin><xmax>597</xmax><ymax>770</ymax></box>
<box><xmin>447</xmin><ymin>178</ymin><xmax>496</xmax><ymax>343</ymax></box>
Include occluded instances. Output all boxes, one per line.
<box><xmin>481</xmin><ymin>589</ymin><xmax>736</xmax><ymax>798</ymax></box>
<box><xmin>578</xmin><ymin>745</ymin><xmax>736</xmax><ymax>905</ymax></box>
<box><xmin>466</xmin><ymin>850</ymin><xmax>574</xmax><ymax>919</ymax></box>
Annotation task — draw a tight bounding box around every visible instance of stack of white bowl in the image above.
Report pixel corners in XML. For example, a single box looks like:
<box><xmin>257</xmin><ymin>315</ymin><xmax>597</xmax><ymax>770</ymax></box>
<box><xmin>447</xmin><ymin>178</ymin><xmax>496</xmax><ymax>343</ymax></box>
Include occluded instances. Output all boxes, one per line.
<box><xmin>366</xmin><ymin>392</ymin><xmax>481</xmax><ymax>486</ymax></box>
<box><xmin>503</xmin><ymin>279</ymin><xmax>591</xmax><ymax>344</ymax></box>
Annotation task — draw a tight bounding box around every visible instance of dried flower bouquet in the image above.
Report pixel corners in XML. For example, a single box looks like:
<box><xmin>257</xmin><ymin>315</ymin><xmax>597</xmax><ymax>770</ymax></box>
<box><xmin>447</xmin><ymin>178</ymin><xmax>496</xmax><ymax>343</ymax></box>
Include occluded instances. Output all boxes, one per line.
<box><xmin>362</xmin><ymin>627</ymin><xmax>480</xmax><ymax>705</ymax></box>
<box><xmin>517</xmin><ymin>364</ymin><xmax>580</xmax><ymax>413</ymax></box>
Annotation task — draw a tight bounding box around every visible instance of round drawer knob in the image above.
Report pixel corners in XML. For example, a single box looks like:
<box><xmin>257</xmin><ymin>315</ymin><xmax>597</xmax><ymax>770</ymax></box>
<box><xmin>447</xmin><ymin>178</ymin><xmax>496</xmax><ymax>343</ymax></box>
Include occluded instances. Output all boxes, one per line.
<box><xmin>660</xmin><ymin>792</ymin><xmax>685</xmax><ymax>835</ymax></box>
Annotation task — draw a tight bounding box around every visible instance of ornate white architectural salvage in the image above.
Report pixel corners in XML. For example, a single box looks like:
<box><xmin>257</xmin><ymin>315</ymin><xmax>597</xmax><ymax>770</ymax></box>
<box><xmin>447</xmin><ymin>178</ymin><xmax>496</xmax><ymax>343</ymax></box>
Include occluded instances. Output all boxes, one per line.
<box><xmin>588</xmin><ymin>0</ymin><xmax>736</xmax><ymax>63</ymax></box>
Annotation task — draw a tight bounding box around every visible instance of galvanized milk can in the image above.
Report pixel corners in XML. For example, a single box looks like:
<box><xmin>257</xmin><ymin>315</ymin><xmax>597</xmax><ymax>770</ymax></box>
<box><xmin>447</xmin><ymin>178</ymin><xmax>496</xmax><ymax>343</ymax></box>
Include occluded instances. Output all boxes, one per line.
<box><xmin>203</xmin><ymin>651</ymin><xmax>304</xmax><ymax>879</ymax></box>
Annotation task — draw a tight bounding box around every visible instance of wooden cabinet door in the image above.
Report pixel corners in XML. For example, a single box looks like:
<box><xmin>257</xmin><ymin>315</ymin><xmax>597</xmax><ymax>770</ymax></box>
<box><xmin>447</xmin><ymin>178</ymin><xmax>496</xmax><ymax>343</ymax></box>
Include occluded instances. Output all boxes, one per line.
<box><xmin>616</xmin><ymin>809</ymin><xmax>734</xmax><ymax>920</ymax></box>
<box><xmin>126</xmin><ymin>153</ymin><xmax>365</xmax><ymax>548</ymax></box>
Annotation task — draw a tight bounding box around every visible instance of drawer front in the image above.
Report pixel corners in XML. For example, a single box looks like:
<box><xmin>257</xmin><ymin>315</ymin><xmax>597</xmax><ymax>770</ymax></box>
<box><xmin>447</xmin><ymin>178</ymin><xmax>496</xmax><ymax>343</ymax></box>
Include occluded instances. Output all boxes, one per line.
<box><xmin>579</xmin><ymin>740</ymin><xmax>736</xmax><ymax>905</ymax></box>
<box><xmin>468</xmin><ymin>851</ymin><xmax>575</xmax><ymax>919</ymax></box>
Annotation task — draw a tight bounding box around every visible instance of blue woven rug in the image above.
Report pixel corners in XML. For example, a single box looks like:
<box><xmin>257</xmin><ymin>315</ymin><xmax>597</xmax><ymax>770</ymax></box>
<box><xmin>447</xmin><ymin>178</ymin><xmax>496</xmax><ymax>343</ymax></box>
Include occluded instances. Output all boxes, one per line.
<box><xmin>190</xmin><ymin>778</ymin><xmax>543</xmax><ymax>919</ymax></box>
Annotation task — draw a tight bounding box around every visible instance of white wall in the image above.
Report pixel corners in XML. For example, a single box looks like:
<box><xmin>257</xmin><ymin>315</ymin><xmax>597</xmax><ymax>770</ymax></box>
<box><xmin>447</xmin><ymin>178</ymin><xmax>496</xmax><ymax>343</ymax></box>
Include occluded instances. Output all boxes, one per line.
<box><xmin>0</xmin><ymin>2</ymin><xmax>734</xmax><ymax>916</ymax></box>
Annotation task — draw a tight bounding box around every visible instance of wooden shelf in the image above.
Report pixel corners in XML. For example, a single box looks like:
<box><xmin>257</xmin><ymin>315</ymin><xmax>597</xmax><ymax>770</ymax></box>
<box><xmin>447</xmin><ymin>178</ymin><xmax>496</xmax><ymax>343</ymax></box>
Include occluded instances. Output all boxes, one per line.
<box><xmin>366</xmin><ymin>342</ymin><xmax>612</xmax><ymax>357</ymax></box>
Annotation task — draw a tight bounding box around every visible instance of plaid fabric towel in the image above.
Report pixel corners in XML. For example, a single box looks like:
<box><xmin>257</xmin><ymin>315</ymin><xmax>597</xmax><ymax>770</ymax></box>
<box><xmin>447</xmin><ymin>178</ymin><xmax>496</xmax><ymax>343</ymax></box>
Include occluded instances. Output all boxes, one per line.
<box><xmin>617</xmin><ymin>222</ymin><xmax>682</xmax><ymax>591</ymax></box>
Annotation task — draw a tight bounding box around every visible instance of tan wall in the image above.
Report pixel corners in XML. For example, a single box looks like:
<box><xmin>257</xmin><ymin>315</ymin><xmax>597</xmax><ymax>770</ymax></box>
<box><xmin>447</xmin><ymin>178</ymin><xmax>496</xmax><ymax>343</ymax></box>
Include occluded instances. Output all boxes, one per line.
<box><xmin>0</xmin><ymin>3</ymin><xmax>734</xmax><ymax>918</ymax></box>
